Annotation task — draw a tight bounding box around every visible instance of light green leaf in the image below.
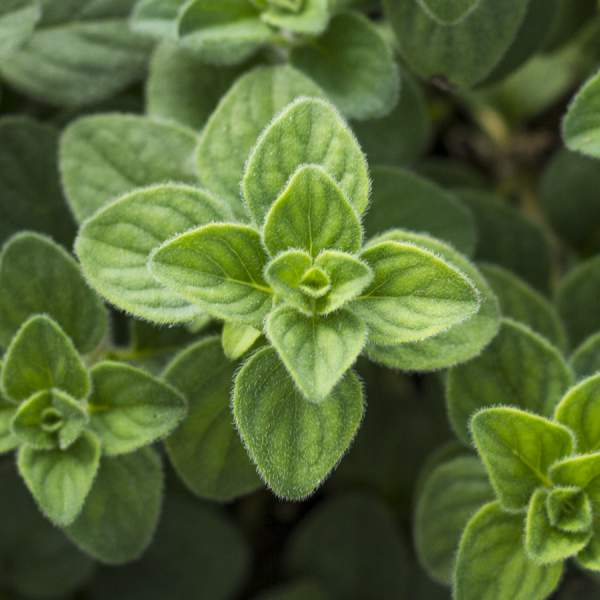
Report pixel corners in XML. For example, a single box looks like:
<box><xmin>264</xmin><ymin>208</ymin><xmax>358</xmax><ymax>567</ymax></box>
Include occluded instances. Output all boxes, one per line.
<box><xmin>265</xmin><ymin>250</ymin><xmax>314</xmax><ymax>315</ymax></box>
<box><xmin>563</xmin><ymin>69</ymin><xmax>600</xmax><ymax>159</ymax></box>
<box><xmin>555</xmin><ymin>374</ymin><xmax>600</xmax><ymax>453</ymax></box>
<box><xmin>18</xmin><ymin>430</ymin><xmax>101</xmax><ymax>527</ymax></box>
<box><xmin>243</xmin><ymin>97</ymin><xmax>370</xmax><ymax>225</ymax></box>
<box><xmin>150</xmin><ymin>223</ymin><xmax>272</xmax><ymax>327</ymax></box>
<box><xmin>414</xmin><ymin>456</ymin><xmax>494</xmax><ymax>585</ymax></box>
<box><xmin>164</xmin><ymin>337</ymin><xmax>261</xmax><ymax>501</ymax></box>
<box><xmin>88</xmin><ymin>361</ymin><xmax>186</xmax><ymax>456</ymax></box>
<box><xmin>60</xmin><ymin>114</ymin><xmax>199</xmax><ymax>223</ymax></box>
<box><xmin>2</xmin><ymin>315</ymin><xmax>90</xmax><ymax>403</ymax></box>
<box><xmin>364</xmin><ymin>166</ymin><xmax>476</xmax><ymax>256</ymax></box>
<box><xmin>177</xmin><ymin>0</ymin><xmax>272</xmax><ymax>66</ymax></box>
<box><xmin>353</xmin><ymin>240</ymin><xmax>479</xmax><ymax>346</ymax></box>
<box><xmin>571</xmin><ymin>332</ymin><xmax>600</xmax><ymax>380</ymax></box>
<box><xmin>547</xmin><ymin>487</ymin><xmax>593</xmax><ymax>533</ymax></box>
<box><xmin>222</xmin><ymin>321</ymin><xmax>261</xmax><ymax>360</ymax></box>
<box><xmin>472</xmin><ymin>407</ymin><xmax>574</xmax><ymax>511</ymax></box>
<box><xmin>66</xmin><ymin>448</ymin><xmax>163</xmax><ymax>564</ymax></box>
<box><xmin>262</xmin><ymin>165</ymin><xmax>362</xmax><ymax>258</ymax></box>
<box><xmin>76</xmin><ymin>184</ymin><xmax>229</xmax><ymax>324</ymax></box>
<box><xmin>454</xmin><ymin>502</ymin><xmax>563</xmax><ymax>600</ymax></box>
<box><xmin>447</xmin><ymin>319</ymin><xmax>573</xmax><ymax>445</ymax></box>
<box><xmin>365</xmin><ymin>230</ymin><xmax>500</xmax><ymax>371</ymax></box>
<box><xmin>197</xmin><ymin>65</ymin><xmax>324</xmax><ymax>218</ymax></box>
<box><xmin>233</xmin><ymin>347</ymin><xmax>364</xmax><ymax>498</ymax></box>
<box><xmin>479</xmin><ymin>264</ymin><xmax>567</xmax><ymax>351</ymax></box>
<box><xmin>0</xmin><ymin>0</ymin><xmax>41</xmax><ymax>56</ymax></box>
<box><xmin>291</xmin><ymin>11</ymin><xmax>399</xmax><ymax>120</ymax></box>
<box><xmin>0</xmin><ymin>117</ymin><xmax>75</xmax><ymax>247</ymax></box>
<box><xmin>0</xmin><ymin>232</ymin><xmax>108</xmax><ymax>353</ymax></box>
<box><xmin>0</xmin><ymin>361</ymin><xmax>18</xmax><ymax>454</ymax></box>
<box><xmin>130</xmin><ymin>0</ymin><xmax>184</xmax><ymax>37</ymax></box>
<box><xmin>262</xmin><ymin>0</ymin><xmax>329</xmax><ymax>34</ymax></box>
<box><xmin>266</xmin><ymin>306</ymin><xmax>366</xmax><ymax>402</ymax></box>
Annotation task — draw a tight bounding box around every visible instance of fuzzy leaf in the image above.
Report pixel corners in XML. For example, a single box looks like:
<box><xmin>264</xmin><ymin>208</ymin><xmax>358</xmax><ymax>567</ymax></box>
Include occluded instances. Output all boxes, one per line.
<box><xmin>60</xmin><ymin>114</ymin><xmax>198</xmax><ymax>223</ymax></box>
<box><xmin>353</xmin><ymin>240</ymin><xmax>479</xmax><ymax>346</ymax></box>
<box><xmin>291</xmin><ymin>11</ymin><xmax>399</xmax><ymax>120</ymax></box>
<box><xmin>546</xmin><ymin>487</ymin><xmax>593</xmax><ymax>533</ymax></box>
<box><xmin>0</xmin><ymin>232</ymin><xmax>108</xmax><ymax>353</ymax></box>
<box><xmin>454</xmin><ymin>502</ymin><xmax>563</xmax><ymax>600</ymax></box>
<box><xmin>0</xmin><ymin>402</ymin><xmax>18</xmax><ymax>454</ymax></box>
<box><xmin>233</xmin><ymin>347</ymin><xmax>364</xmax><ymax>499</ymax></box>
<box><xmin>130</xmin><ymin>0</ymin><xmax>184</xmax><ymax>37</ymax></box>
<box><xmin>66</xmin><ymin>448</ymin><xmax>163</xmax><ymax>564</ymax></box>
<box><xmin>76</xmin><ymin>184</ymin><xmax>229</xmax><ymax>324</ymax></box>
<box><xmin>266</xmin><ymin>306</ymin><xmax>366</xmax><ymax>402</ymax></box>
<box><xmin>222</xmin><ymin>322</ymin><xmax>262</xmax><ymax>360</ymax></box>
<box><xmin>262</xmin><ymin>0</ymin><xmax>329</xmax><ymax>34</ymax></box>
<box><xmin>150</xmin><ymin>223</ymin><xmax>272</xmax><ymax>327</ymax></box>
<box><xmin>0</xmin><ymin>0</ymin><xmax>41</xmax><ymax>56</ymax></box>
<box><xmin>2</xmin><ymin>315</ymin><xmax>90</xmax><ymax>403</ymax></box>
<box><xmin>265</xmin><ymin>250</ymin><xmax>315</xmax><ymax>314</ymax></box>
<box><xmin>447</xmin><ymin>319</ymin><xmax>573</xmax><ymax>445</ymax></box>
<box><xmin>414</xmin><ymin>456</ymin><xmax>494</xmax><ymax>585</ymax></box>
<box><xmin>18</xmin><ymin>430</ymin><xmax>101</xmax><ymax>526</ymax></box>
<box><xmin>88</xmin><ymin>361</ymin><xmax>186</xmax><ymax>456</ymax></box>
<box><xmin>164</xmin><ymin>337</ymin><xmax>261</xmax><ymax>501</ymax></box>
<box><xmin>571</xmin><ymin>332</ymin><xmax>600</xmax><ymax>380</ymax></box>
<box><xmin>243</xmin><ymin>97</ymin><xmax>370</xmax><ymax>225</ymax></box>
<box><xmin>471</xmin><ymin>407</ymin><xmax>574</xmax><ymax>511</ymax></box>
<box><xmin>262</xmin><ymin>165</ymin><xmax>362</xmax><ymax>258</ymax></box>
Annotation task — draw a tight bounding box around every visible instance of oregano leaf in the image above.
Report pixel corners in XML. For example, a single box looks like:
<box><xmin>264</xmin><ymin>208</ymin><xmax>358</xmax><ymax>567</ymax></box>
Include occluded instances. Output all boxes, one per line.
<box><xmin>262</xmin><ymin>0</ymin><xmax>329</xmax><ymax>35</ymax></box>
<box><xmin>0</xmin><ymin>0</ymin><xmax>41</xmax><ymax>57</ymax></box>
<box><xmin>265</xmin><ymin>250</ymin><xmax>315</xmax><ymax>315</ymax></box>
<box><xmin>0</xmin><ymin>361</ymin><xmax>18</xmax><ymax>454</ymax></box>
<box><xmin>546</xmin><ymin>487</ymin><xmax>593</xmax><ymax>533</ymax></box>
<box><xmin>130</xmin><ymin>0</ymin><xmax>184</xmax><ymax>38</ymax></box>
<box><xmin>222</xmin><ymin>322</ymin><xmax>262</xmax><ymax>360</ymax></box>
<box><xmin>233</xmin><ymin>347</ymin><xmax>364</xmax><ymax>499</ymax></box>
<box><xmin>571</xmin><ymin>332</ymin><xmax>600</xmax><ymax>380</ymax></box>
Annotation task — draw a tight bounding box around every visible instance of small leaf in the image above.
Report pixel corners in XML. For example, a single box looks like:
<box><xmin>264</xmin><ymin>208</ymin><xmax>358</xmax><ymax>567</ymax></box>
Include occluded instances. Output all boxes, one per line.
<box><xmin>0</xmin><ymin>361</ymin><xmax>18</xmax><ymax>454</ymax></box>
<box><xmin>0</xmin><ymin>232</ymin><xmax>108</xmax><ymax>353</ymax></box>
<box><xmin>66</xmin><ymin>448</ymin><xmax>163</xmax><ymax>564</ymax></box>
<box><xmin>164</xmin><ymin>337</ymin><xmax>261</xmax><ymax>501</ymax></box>
<box><xmin>262</xmin><ymin>165</ymin><xmax>362</xmax><ymax>258</ymax></box>
<box><xmin>571</xmin><ymin>332</ymin><xmax>600</xmax><ymax>380</ymax></box>
<box><xmin>266</xmin><ymin>307</ymin><xmax>367</xmax><ymax>402</ymax></box>
<box><xmin>76</xmin><ymin>184</ymin><xmax>229</xmax><ymax>324</ymax></box>
<box><xmin>546</xmin><ymin>487</ymin><xmax>593</xmax><ymax>533</ymax></box>
<box><xmin>222</xmin><ymin>322</ymin><xmax>261</xmax><ymax>360</ymax></box>
<box><xmin>265</xmin><ymin>250</ymin><xmax>314</xmax><ymax>315</ymax></box>
<box><xmin>414</xmin><ymin>456</ymin><xmax>494</xmax><ymax>585</ymax></box>
<box><xmin>454</xmin><ymin>502</ymin><xmax>563</xmax><ymax>600</ymax></box>
<box><xmin>243</xmin><ymin>97</ymin><xmax>370</xmax><ymax>225</ymax></box>
<box><xmin>88</xmin><ymin>361</ymin><xmax>187</xmax><ymax>456</ymax></box>
<box><xmin>0</xmin><ymin>0</ymin><xmax>41</xmax><ymax>56</ymax></box>
<box><xmin>233</xmin><ymin>347</ymin><xmax>364</xmax><ymax>499</ymax></box>
<box><xmin>150</xmin><ymin>223</ymin><xmax>272</xmax><ymax>327</ymax></box>
<box><xmin>130</xmin><ymin>0</ymin><xmax>183</xmax><ymax>38</ymax></box>
<box><xmin>18</xmin><ymin>430</ymin><xmax>101</xmax><ymax>527</ymax></box>
<box><xmin>525</xmin><ymin>487</ymin><xmax>592</xmax><ymax>565</ymax></box>
<box><xmin>447</xmin><ymin>318</ymin><xmax>573</xmax><ymax>445</ymax></box>
<box><xmin>2</xmin><ymin>315</ymin><xmax>90</xmax><ymax>403</ymax></box>
<box><xmin>291</xmin><ymin>11</ymin><xmax>399</xmax><ymax>120</ymax></box>
<box><xmin>262</xmin><ymin>0</ymin><xmax>329</xmax><ymax>34</ymax></box>
<box><xmin>60</xmin><ymin>114</ymin><xmax>199</xmax><ymax>223</ymax></box>
<box><xmin>563</xmin><ymin>69</ymin><xmax>600</xmax><ymax>159</ymax></box>
<box><xmin>471</xmin><ymin>407</ymin><xmax>574</xmax><ymax>511</ymax></box>
<box><xmin>353</xmin><ymin>240</ymin><xmax>479</xmax><ymax>346</ymax></box>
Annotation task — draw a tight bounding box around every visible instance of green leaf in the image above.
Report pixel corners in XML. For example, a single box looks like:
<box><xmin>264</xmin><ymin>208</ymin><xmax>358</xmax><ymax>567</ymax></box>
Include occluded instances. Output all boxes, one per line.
<box><xmin>454</xmin><ymin>502</ymin><xmax>563</xmax><ymax>600</ymax></box>
<box><xmin>262</xmin><ymin>0</ymin><xmax>329</xmax><ymax>34</ymax></box>
<box><xmin>266</xmin><ymin>307</ymin><xmax>367</xmax><ymax>402</ymax></box>
<box><xmin>557</xmin><ymin>256</ymin><xmax>600</xmax><ymax>348</ymax></box>
<box><xmin>365</xmin><ymin>230</ymin><xmax>500</xmax><ymax>371</ymax></box>
<box><xmin>197</xmin><ymin>65</ymin><xmax>324</xmax><ymax>218</ymax></box>
<box><xmin>150</xmin><ymin>223</ymin><xmax>272</xmax><ymax>327</ymax></box>
<box><xmin>571</xmin><ymin>332</ymin><xmax>600</xmax><ymax>380</ymax></box>
<box><xmin>447</xmin><ymin>318</ymin><xmax>573</xmax><ymax>445</ymax></box>
<box><xmin>233</xmin><ymin>347</ymin><xmax>364</xmax><ymax>498</ymax></box>
<box><xmin>471</xmin><ymin>407</ymin><xmax>574</xmax><ymax>511</ymax></box>
<box><xmin>163</xmin><ymin>337</ymin><xmax>261</xmax><ymax>501</ymax></box>
<box><xmin>265</xmin><ymin>250</ymin><xmax>314</xmax><ymax>314</ymax></box>
<box><xmin>88</xmin><ymin>361</ymin><xmax>186</xmax><ymax>456</ymax></box>
<box><xmin>525</xmin><ymin>487</ymin><xmax>592</xmax><ymax>564</ymax></box>
<box><xmin>76</xmin><ymin>184</ymin><xmax>230</xmax><ymax>324</ymax></box>
<box><xmin>66</xmin><ymin>448</ymin><xmax>163</xmax><ymax>564</ymax></box>
<box><xmin>147</xmin><ymin>40</ymin><xmax>245</xmax><ymax>130</ymax></box>
<box><xmin>222</xmin><ymin>321</ymin><xmax>261</xmax><ymax>360</ymax></box>
<box><xmin>414</xmin><ymin>456</ymin><xmax>494</xmax><ymax>585</ymax></box>
<box><xmin>0</xmin><ymin>0</ymin><xmax>41</xmax><ymax>56</ymax></box>
<box><xmin>2</xmin><ymin>315</ymin><xmax>90</xmax><ymax>403</ymax></box>
<box><xmin>262</xmin><ymin>165</ymin><xmax>363</xmax><ymax>258</ymax></box>
<box><xmin>0</xmin><ymin>361</ymin><xmax>18</xmax><ymax>454</ymax></box>
<box><xmin>546</xmin><ymin>487</ymin><xmax>593</xmax><ymax>533</ymax></box>
<box><xmin>0</xmin><ymin>117</ymin><xmax>75</xmax><ymax>247</ymax></box>
<box><xmin>0</xmin><ymin>232</ymin><xmax>108</xmax><ymax>353</ymax></box>
<box><xmin>555</xmin><ymin>374</ymin><xmax>600</xmax><ymax>453</ymax></box>
<box><xmin>364</xmin><ymin>166</ymin><xmax>476</xmax><ymax>256</ymax></box>
<box><xmin>353</xmin><ymin>240</ymin><xmax>479</xmax><ymax>346</ymax></box>
<box><xmin>563</xmin><ymin>69</ymin><xmax>600</xmax><ymax>159</ymax></box>
<box><xmin>177</xmin><ymin>0</ymin><xmax>272</xmax><ymax>66</ymax></box>
<box><xmin>60</xmin><ymin>114</ymin><xmax>199</xmax><ymax>223</ymax></box>
<box><xmin>479</xmin><ymin>264</ymin><xmax>567</xmax><ymax>351</ymax></box>
<box><xmin>291</xmin><ymin>11</ymin><xmax>399</xmax><ymax>120</ymax></box>
<box><xmin>130</xmin><ymin>0</ymin><xmax>184</xmax><ymax>37</ymax></box>
<box><xmin>18</xmin><ymin>430</ymin><xmax>101</xmax><ymax>527</ymax></box>
<box><xmin>243</xmin><ymin>97</ymin><xmax>370</xmax><ymax>225</ymax></box>
<box><xmin>285</xmin><ymin>493</ymin><xmax>409</xmax><ymax>599</ymax></box>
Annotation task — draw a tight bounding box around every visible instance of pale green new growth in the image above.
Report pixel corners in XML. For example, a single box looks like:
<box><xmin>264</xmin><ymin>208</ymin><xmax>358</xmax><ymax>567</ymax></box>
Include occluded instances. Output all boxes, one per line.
<box><xmin>222</xmin><ymin>322</ymin><xmax>262</xmax><ymax>360</ymax></box>
<box><xmin>262</xmin><ymin>0</ymin><xmax>328</xmax><ymax>34</ymax></box>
